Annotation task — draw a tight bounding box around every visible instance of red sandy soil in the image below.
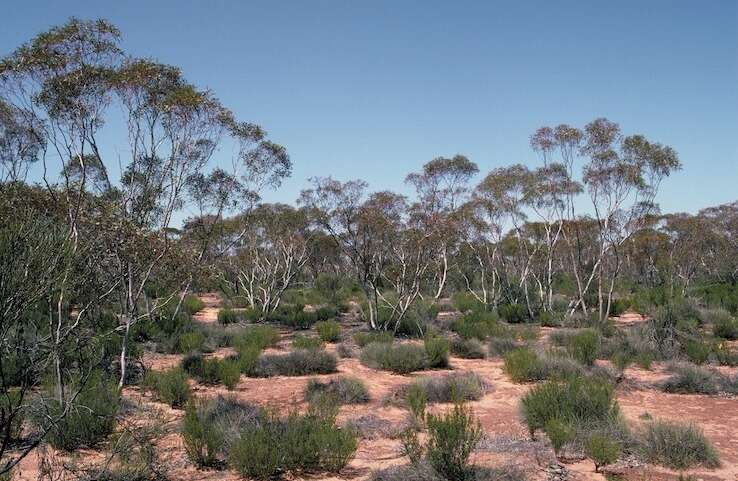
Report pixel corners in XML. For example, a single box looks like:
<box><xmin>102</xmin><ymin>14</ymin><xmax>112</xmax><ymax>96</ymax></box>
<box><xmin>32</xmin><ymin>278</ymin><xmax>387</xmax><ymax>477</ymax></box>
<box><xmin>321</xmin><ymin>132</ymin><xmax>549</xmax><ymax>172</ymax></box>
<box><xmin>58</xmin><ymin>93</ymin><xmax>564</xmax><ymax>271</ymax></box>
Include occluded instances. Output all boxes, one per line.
<box><xmin>11</xmin><ymin>294</ymin><xmax>738</xmax><ymax>481</ymax></box>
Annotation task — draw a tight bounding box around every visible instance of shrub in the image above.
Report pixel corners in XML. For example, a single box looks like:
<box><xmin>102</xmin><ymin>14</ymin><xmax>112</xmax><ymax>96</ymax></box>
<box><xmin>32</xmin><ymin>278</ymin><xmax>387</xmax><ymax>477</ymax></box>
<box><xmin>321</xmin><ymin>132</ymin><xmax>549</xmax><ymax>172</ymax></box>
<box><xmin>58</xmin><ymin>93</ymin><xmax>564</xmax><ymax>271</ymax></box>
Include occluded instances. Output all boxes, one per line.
<box><xmin>233</xmin><ymin>325</ymin><xmax>280</xmax><ymax>350</ymax></box>
<box><xmin>566</xmin><ymin>329</ymin><xmax>601</xmax><ymax>366</ymax></box>
<box><xmin>503</xmin><ymin>348</ymin><xmax>546</xmax><ymax>383</ymax></box>
<box><xmin>584</xmin><ymin>433</ymin><xmax>620</xmax><ymax>472</ymax></box>
<box><xmin>424</xmin><ymin>336</ymin><xmax>450</xmax><ymax>368</ymax></box>
<box><xmin>407</xmin><ymin>373</ymin><xmax>485</xmax><ymax>404</ymax></box>
<box><xmin>144</xmin><ymin>367</ymin><xmax>191</xmax><ymax>408</ymax></box>
<box><xmin>360</xmin><ymin>342</ymin><xmax>428</xmax><ymax>374</ymax></box>
<box><xmin>545</xmin><ymin>418</ymin><xmax>574</xmax><ymax>457</ymax></box>
<box><xmin>520</xmin><ymin>375</ymin><xmax>621</xmax><ymax>440</ymax></box>
<box><xmin>315</xmin><ymin>320</ymin><xmax>342</xmax><ymax>342</ymax></box>
<box><xmin>183</xmin><ymin>294</ymin><xmax>206</xmax><ymax>315</ymax></box>
<box><xmin>177</xmin><ymin>330</ymin><xmax>206</xmax><ymax>353</ymax></box>
<box><xmin>425</xmin><ymin>402</ymin><xmax>484</xmax><ymax>481</ymax></box>
<box><xmin>292</xmin><ymin>334</ymin><xmax>325</xmax><ymax>350</ymax></box>
<box><xmin>684</xmin><ymin>339</ymin><xmax>712</xmax><ymax>364</ymax></box>
<box><xmin>38</xmin><ymin>373</ymin><xmax>120</xmax><ymax>451</ymax></box>
<box><xmin>498</xmin><ymin>303</ymin><xmax>526</xmax><ymax>323</ymax></box>
<box><xmin>641</xmin><ymin>420</ymin><xmax>720</xmax><ymax>469</ymax></box>
<box><xmin>217</xmin><ymin>358</ymin><xmax>241</xmax><ymax>389</ymax></box>
<box><xmin>1</xmin><ymin>389</ymin><xmax>24</xmax><ymax>441</ymax></box>
<box><xmin>354</xmin><ymin>331</ymin><xmax>394</xmax><ymax>347</ymax></box>
<box><xmin>217</xmin><ymin>308</ymin><xmax>241</xmax><ymax>325</ymax></box>
<box><xmin>451</xmin><ymin>338</ymin><xmax>486</xmax><ymax>359</ymax></box>
<box><xmin>406</xmin><ymin>383</ymin><xmax>427</xmax><ymax>426</ymax></box>
<box><xmin>713</xmin><ymin>316</ymin><xmax>738</xmax><ymax>340</ymax></box>
<box><xmin>197</xmin><ymin>395</ymin><xmax>262</xmax><ymax>456</ymax></box>
<box><xmin>488</xmin><ymin>338</ymin><xmax>518</xmax><ymax>357</ymax></box>
<box><xmin>451</xmin><ymin>311</ymin><xmax>504</xmax><ymax>340</ymax></box>
<box><xmin>305</xmin><ymin>377</ymin><xmax>370</xmax><ymax>405</ymax></box>
<box><xmin>236</xmin><ymin>345</ymin><xmax>262</xmax><ymax>376</ymax></box>
<box><xmin>337</xmin><ymin>343</ymin><xmax>354</xmax><ymax>358</ymax></box>
<box><xmin>228</xmin><ymin>409</ymin><xmax>357</xmax><ymax>479</ymax></box>
<box><xmin>661</xmin><ymin>364</ymin><xmax>720</xmax><ymax>395</ymax></box>
<box><xmin>182</xmin><ymin>399</ymin><xmax>224</xmax><ymax>467</ymax></box>
<box><xmin>451</xmin><ymin>291</ymin><xmax>487</xmax><ymax>313</ymax></box>
<box><xmin>255</xmin><ymin>349</ymin><xmax>338</xmax><ymax>377</ymax></box>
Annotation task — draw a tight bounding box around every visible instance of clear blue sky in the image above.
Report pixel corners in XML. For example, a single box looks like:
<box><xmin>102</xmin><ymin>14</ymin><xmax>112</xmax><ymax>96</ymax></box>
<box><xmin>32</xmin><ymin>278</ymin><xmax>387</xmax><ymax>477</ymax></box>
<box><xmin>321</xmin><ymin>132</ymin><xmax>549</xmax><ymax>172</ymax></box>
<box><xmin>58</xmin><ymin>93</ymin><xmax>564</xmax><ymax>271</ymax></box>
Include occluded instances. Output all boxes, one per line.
<box><xmin>2</xmin><ymin>1</ymin><xmax>737</xmax><ymax>216</ymax></box>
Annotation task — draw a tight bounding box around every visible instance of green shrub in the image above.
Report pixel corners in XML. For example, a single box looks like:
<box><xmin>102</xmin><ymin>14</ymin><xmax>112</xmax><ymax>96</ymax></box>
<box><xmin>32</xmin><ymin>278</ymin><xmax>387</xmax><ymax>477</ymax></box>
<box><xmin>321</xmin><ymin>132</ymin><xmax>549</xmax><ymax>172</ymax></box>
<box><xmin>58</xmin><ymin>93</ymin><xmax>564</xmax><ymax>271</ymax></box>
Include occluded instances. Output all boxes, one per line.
<box><xmin>641</xmin><ymin>420</ymin><xmax>720</xmax><ymax>469</ymax></box>
<box><xmin>566</xmin><ymin>329</ymin><xmax>601</xmax><ymax>366</ymax></box>
<box><xmin>426</xmin><ymin>403</ymin><xmax>483</xmax><ymax>481</ymax></box>
<box><xmin>315</xmin><ymin>320</ymin><xmax>342</xmax><ymax>342</ymax></box>
<box><xmin>144</xmin><ymin>367</ymin><xmax>191</xmax><ymax>408</ymax></box>
<box><xmin>39</xmin><ymin>373</ymin><xmax>120</xmax><ymax>451</ymax></box>
<box><xmin>305</xmin><ymin>377</ymin><xmax>370</xmax><ymax>405</ymax></box>
<box><xmin>545</xmin><ymin>418</ymin><xmax>574</xmax><ymax>457</ymax></box>
<box><xmin>450</xmin><ymin>338</ymin><xmax>486</xmax><ymax>359</ymax></box>
<box><xmin>233</xmin><ymin>325</ymin><xmax>280</xmax><ymax>350</ymax></box>
<box><xmin>217</xmin><ymin>308</ymin><xmax>241</xmax><ymax>325</ymax></box>
<box><xmin>182</xmin><ymin>399</ymin><xmax>224</xmax><ymax>467</ymax></box>
<box><xmin>488</xmin><ymin>337</ymin><xmax>518</xmax><ymax>357</ymax></box>
<box><xmin>451</xmin><ymin>311</ymin><xmax>504</xmax><ymax>340</ymax></box>
<box><xmin>354</xmin><ymin>331</ymin><xmax>394</xmax><ymax>347</ymax></box>
<box><xmin>407</xmin><ymin>373</ymin><xmax>484</xmax><ymax>404</ymax></box>
<box><xmin>498</xmin><ymin>303</ymin><xmax>526</xmax><ymax>324</ymax></box>
<box><xmin>683</xmin><ymin>339</ymin><xmax>712</xmax><ymax>365</ymax></box>
<box><xmin>584</xmin><ymin>433</ymin><xmax>620</xmax><ymax>472</ymax></box>
<box><xmin>217</xmin><ymin>358</ymin><xmax>241</xmax><ymax>389</ymax></box>
<box><xmin>183</xmin><ymin>294</ymin><xmax>206</xmax><ymax>315</ymax></box>
<box><xmin>520</xmin><ymin>375</ymin><xmax>621</xmax><ymax>440</ymax></box>
<box><xmin>337</xmin><ymin>343</ymin><xmax>354</xmax><ymax>358</ymax></box>
<box><xmin>177</xmin><ymin>331</ymin><xmax>206</xmax><ymax>353</ymax></box>
<box><xmin>607</xmin><ymin>298</ymin><xmax>630</xmax><ymax>317</ymax></box>
<box><xmin>360</xmin><ymin>342</ymin><xmax>428</xmax><ymax>374</ymax></box>
<box><xmin>424</xmin><ymin>336</ymin><xmax>450</xmax><ymax>369</ymax></box>
<box><xmin>236</xmin><ymin>345</ymin><xmax>262</xmax><ymax>376</ymax></box>
<box><xmin>292</xmin><ymin>334</ymin><xmax>325</xmax><ymax>350</ymax></box>
<box><xmin>255</xmin><ymin>349</ymin><xmax>338</xmax><ymax>377</ymax></box>
<box><xmin>713</xmin><ymin>316</ymin><xmax>738</xmax><ymax>340</ymax></box>
<box><xmin>503</xmin><ymin>348</ymin><xmax>546</xmax><ymax>383</ymax></box>
<box><xmin>661</xmin><ymin>364</ymin><xmax>720</xmax><ymax>395</ymax></box>
<box><xmin>451</xmin><ymin>291</ymin><xmax>487</xmax><ymax>313</ymax></box>
<box><xmin>406</xmin><ymin>383</ymin><xmax>427</xmax><ymax>427</ymax></box>
<box><xmin>228</xmin><ymin>409</ymin><xmax>357</xmax><ymax>479</ymax></box>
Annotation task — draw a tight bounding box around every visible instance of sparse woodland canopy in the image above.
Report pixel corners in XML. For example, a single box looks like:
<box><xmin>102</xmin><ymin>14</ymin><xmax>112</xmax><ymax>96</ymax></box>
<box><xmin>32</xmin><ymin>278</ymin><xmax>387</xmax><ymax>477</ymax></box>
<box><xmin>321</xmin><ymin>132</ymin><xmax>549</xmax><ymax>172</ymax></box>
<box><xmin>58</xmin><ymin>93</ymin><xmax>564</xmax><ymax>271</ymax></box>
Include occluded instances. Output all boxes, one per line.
<box><xmin>2</xmin><ymin>17</ymin><xmax>738</xmax><ymax>481</ymax></box>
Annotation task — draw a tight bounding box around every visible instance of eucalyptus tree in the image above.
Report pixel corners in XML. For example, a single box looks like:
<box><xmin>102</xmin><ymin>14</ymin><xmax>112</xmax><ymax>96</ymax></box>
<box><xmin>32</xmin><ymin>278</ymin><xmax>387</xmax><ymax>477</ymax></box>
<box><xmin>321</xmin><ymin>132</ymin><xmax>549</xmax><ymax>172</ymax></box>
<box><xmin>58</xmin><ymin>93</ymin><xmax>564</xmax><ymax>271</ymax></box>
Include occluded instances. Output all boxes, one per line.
<box><xmin>405</xmin><ymin>155</ymin><xmax>478</xmax><ymax>299</ymax></box>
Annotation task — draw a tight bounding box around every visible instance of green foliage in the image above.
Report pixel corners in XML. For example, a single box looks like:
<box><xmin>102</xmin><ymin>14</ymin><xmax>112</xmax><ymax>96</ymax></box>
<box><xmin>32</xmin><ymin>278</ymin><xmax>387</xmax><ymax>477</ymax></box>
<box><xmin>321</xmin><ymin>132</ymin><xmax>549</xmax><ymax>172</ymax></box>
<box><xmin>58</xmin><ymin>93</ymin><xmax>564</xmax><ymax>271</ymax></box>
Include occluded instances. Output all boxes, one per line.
<box><xmin>400</xmin><ymin>427</ymin><xmax>424</xmax><ymax>465</ymax></box>
<box><xmin>660</xmin><ymin>363</ymin><xmax>738</xmax><ymax>395</ymax></box>
<box><xmin>683</xmin><ymin>339</ymin><xmax>712</xmax><ymax>364</ymax></box>
<box><xmin>520</xmin><ymin>376</ymin><xmax>621</xmax><ymax>440</ymax></box>
<box><xmin>255</xmin><ymin>349</ymin><xmax>338</xmax><ymax>377</ymax></box>
<box><xmin>228</xmin><ymin>408</ymin><xmax>357</xmax><ymax>479</ymax></box>
<box><xmin>143</xmin><ymin>367</ymin><xmax>190</xmax><ymax>408</ymax></box>
<box><xmin>545</xmin><ymin>418</ymin><xmax>574</xmax><ymax>457</ymax></box>
<box><xmin>713</xmin><ymin>316</ymin><xmax>738</xmax><ymax>340</ymax></box>
<box><xmin>182</xmin><ymin>295</ymin><xmax>205</xmax><ymax>315</ymax></box>
<box><xmin>217</xmin><ymin>358</ymin><xmax>241</xmax><ymax>390</ymax></box>
<box><xmin>233</xmin><ymin>325</ymin><xmax>280</xmax><ymax>351</ymax></box>
<box><xmin>407</xmin><ymin>373</ymin><xmax>484</xmax><ymax>404</ymax></box>
<box><xmin>182</xmin><ymin>399</ymin><xmax>224</xmax><ymax>467</ymax></box>
<box><xmin>217</xmin><ymin>308</ymin><xmax>241</xmax><ymax>325</ymax></box>
<box><xmin>354</xmin><ymin>331</ymin><xmax>394</xmax><ymax>347</ymax></box>
<box><xmin>305</xmin><ymin>377</ymin><xmax>370</xmax><ymax>405</ymax></box>
<box><xmin>424</xmin><ymin>336</ymin><xmax>450</xmax><ymax>368</ymax></box>
<box><xmin>498</xmin><ymin>303</ymin><xmax>527</xmax><ymax>324</ymax></box>
<box><xmin>566</xmin><ymin>329</ymin><xmax>601</xmax><ymax>366</ymax></box>
<box><xmin>451</xmin><ymin>311</ymin><xmax>504</xmax><ymax>340</ymax></box>
<box><xmin>425</xmin><ymin>402</ymin><xmax>484</xmax><ymax>481</ymax></box>
<box><xmin>360</xmin><ymin>342</ymin><xmax>428</xmax><ymax>374</ymax></box>
<box><xmin>584</xmin><ymin>433</ymin><xmax>620</xmax><ymax>472</ymax></box>
<box><xmin>503</xmin><ymin>348</ymin><xmax>546</xmax><ymax>383</ymax></box>
<box><xmin>641</xmin><ymin>420</ymin><xmax>720</xmax><ymax>469</ymax></box>
<box><xmin>292</xmin><ymin>334</ymin><xmax>325</xmax><ymax>350</ymax></box>
<box><xmin>236</xmin><ymin>345</ymin><xmax>262</xmax><ymax>376</ymax></box>
<box><xmin>39</xmin><ymin>373</ymin><xmax>120</xmax><ymax>451</ymax></box>
<box><xmin>0</xmin><ymin>389</ymin><xmax>24</xmax><ymax>441</ymax></box>
<box><xmin>180</xmin><ymin>354</ymin><xmax>240</xmax><ymax>389</ymax></box>
<box><xmin>406</xmin><ymin>383</ymin><xmax>427</xmax><ymax>426</ymax></box>
<box><xmin>315</xmin><ymin>320</ymin><xmax>342</xmax><ymax>342</ymax></box>
<box><xmin>177</xmin><ymin>331</ymin><xmax>206</xmax><ymax>354</ymax></box>
<box><xmin>451</xmin><ymin>338</ymin><xmax>486</xmax><ymax>359</ymax></box>
<box><xmin>451</xmin><ymin>291</ymin><xmax>487</xmax><ymax>313</ymax></box>
<box><xmin>488</xmin><ymin>337</ymin><xmax>518</xmax><ymax>357</ymax></box>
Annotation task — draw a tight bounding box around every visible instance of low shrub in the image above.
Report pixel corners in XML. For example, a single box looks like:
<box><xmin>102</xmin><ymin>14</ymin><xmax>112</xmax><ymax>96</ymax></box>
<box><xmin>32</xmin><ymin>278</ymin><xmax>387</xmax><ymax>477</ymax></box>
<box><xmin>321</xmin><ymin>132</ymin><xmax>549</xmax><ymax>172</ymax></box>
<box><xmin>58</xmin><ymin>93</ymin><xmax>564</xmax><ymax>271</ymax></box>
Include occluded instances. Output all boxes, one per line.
<box><xmin>503</xmin><ymin>348</ymin><xmax>546</xmax><ymax>383</ymax></box>
<box><xmin>197</xmin><ymin>395</ymin><xmax>263</xmax><ymax>455</ymax></box>
<box><xmin>217</xmin><ymin>308</ymin><xmax>241</xmax><ymax>325</ymax></box>
<box><xmin>182</xmin><ymin>399</ymin><xmax>224</xmax><ymax>467</ymax></box>
<box><xmin>406</xmin><ymin>373</ymin><xmax>485</xmax><ymax>404</ymax></box>
<box><xmin>641</xmin><ymin>420</ymin><xmax>720</xmax><ymax>469</ymax></box>
<box><xmin>683</xmin><ymin>339</ymin><xmax>712</xmax><ymax>364</ymax></box>
<box><xmin>498</xmin><ymin>303</ymin><xmax>526</xmax><ymax>324</ymax></box>
<box><xmin>337</xmin><ymin>343</ymin><xmax>354</xmax><ymax>358</ymax></box>
<box><xmin>451</xmin><ymin>338</ymin><xmax>486</xmax><ymax>359</ymax></box>
<box><xmin>217</xmin><ymin>358</ymin><xmax>241</xmax><ymax>389</ymax></box>
<box><xmin>292</xmin><ymin>334</ymin><xmax>325</xmax><ymax>350</ymax></box>
<box><xmin>425</xmin><ymin>402</ymin><xmax>484</xmax><ymax>481</ymax></box>
<box><xmin>584</xmin><ymin>433</ymin><xmax>620</xmax><ymax>472</ymax></box>
<box><xmin>177</xmin><ymin>330</ymin><xmax>206</xmax><ymax>353</ymax></box>
<box><xmin>228</xmin><ymin>408</ymin><xmax>357</xmax><ymax>479</ymax></box>
<box><xmin>660</xmin><ymin>363</ymin><xmax>734</xmax><ymax>395</ymax></box>
<box><xmin>181</xmin><ymin>354</ymin><xmax>240</xmax><ymax>389</ymax></box>
<box><xmin>255</xmin><ymin>349</ymin><xmax>338</xmax><ymax>377</ymax></box>
<box><xmin>315</xmin><ymin>320</ymin><xmax>342</xmax><ymax>342</ymax></box>
<box><xmin>354</xmin><ymin>331</ymin><xmax>394</xmax><ymax>347</ymax></box>
<box><xmin>369</xmin><ymin>461</ymin><xmax>528</xmax><ymax>481</ymax></box>
<box><xmin>424</xmin><ymin>336</ymin><xmax>450</xmax><ymax>368</ymax></box>
<box><xmin>451</xmin><ymin>311</ymin><xmax>504</xmax><ymax>340</ymax></box>
<box><xmin>545</xmin><ymin>418</ymin><xmax>574</xmax><ymax>458</ymax></box>
<box><xmin>183</xmin><ymin>294</ymin><xmax>206</xmax><ymax>315</ymax></box>
<box><xmin>566</xmin><ymin>329</ymin><xmax>601</xmax><ymax>366</ymax></box>
<box><xmin>713</xmin><ymin>316</ymin><xmax>738</xmax><ymax>340</ymax></box>
<box><xmin>406</xmin><ymin>383</ymin><xmax>427</xmax><ymax>426</ymax></box>
<box><xmin>143</xmin><ymin>367</ymin><xmax>191</xmax><ymax>408</ymax></box>
<box><xmin>360</xmin><ymin>342</ymin><xmax>428</xmax><ymax>374</ymax></box>
<box><xmin>451</xmin><ymin>291</ymin><xmax>487</xmax><ymax>313</ymax></box>
<box><xmin>233</xmin><ymin>325</ymin><xmax>280</xmax><ymax>351</ymax></box>
<box><xmin>305</xmin><ymin>377</ymin><xmax>370</xmax><ymax>405</ymax></box>
<box><xmin>37</xmin><ymin>373</ymin><xmax>120</xmax><ymax>451</ymax></box>
<box><xmin>488</xmin><ymin>337</ymin><xmax>518</xmax><ymax>357</ymax></box>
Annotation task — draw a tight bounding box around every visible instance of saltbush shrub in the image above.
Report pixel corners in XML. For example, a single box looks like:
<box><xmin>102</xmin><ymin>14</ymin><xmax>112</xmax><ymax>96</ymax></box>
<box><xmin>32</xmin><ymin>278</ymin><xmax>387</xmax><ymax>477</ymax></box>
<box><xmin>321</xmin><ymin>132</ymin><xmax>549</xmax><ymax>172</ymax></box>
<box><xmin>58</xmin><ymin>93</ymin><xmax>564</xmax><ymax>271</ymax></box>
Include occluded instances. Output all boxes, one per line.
<box><xmin>143</xmin><ymin>367</ymin><xmax>191</xmax><ymax>408</ymax></box>
<box><xmin>177</xmin><ymin>330</ymin><xmax>206</xmax><ymax>353</ymax></box>
<box><xmin>488</xmin><ymin>337</ymin><xmax>518</xmax><ymax>357</ymax></box>
<box><xmin>182</xmin><ymin>399</ymin><xmax>224</xmax><ymax>467</ymax></box>
<box><xmin>497</xmin><ymin>303</ymin><xmax>526</xmax><ymax>324</ymax></box>
<box><xmin>566</xmin><ymin>329</ymin><xmax>601</xmax><ymax>366</ymax></box>
<box><xmin>292</xmin><ymin>334</ymin><xmax>325</xmax><ymax>350</ymax></box>
<box><xmin>683</xmin><ymin>339</ymin><xmax>712</xmax><ymax>364</ymax></box>
<box><xmin>315</xmin><ymin>320</ymin><xmax>342</xmax><ymax>342</ymax></box>
<box><xmin>451</xmin><ymin>338</ymin><xmax>486</xmax><ymax>359</ymax></box>
<box><xmin>406</xmin><ymin>373</ymin><xmax>484</xmax><ymax>404</ymax></box>
<box><xmin>217</xmin><ymin>308</ymin><xmax>241</xmax><ymax>325</ymax></box>
<box><xmin>424</xmin><ymin>336</ymin><xmax>450</xmax><ymax>368</ymax></box>
<box><xmin>451</xmin><ymin>311</ymin><xmax>504</xmax><ymax>340</ymax></box>
<box><xmin>38</xmin><ymin>373</ymin><xmax>120</xmax><ymax>451</ymax></box>
<box><xmin>360</xmin><ymin>342</ymin><xmax>428</xmax><ymax>374</ymax></box>
<box><xmin>255</xmin><ymin>349</ymin><xmax>338</xmax><ymax>377</ymax></box>
<box><xmin>641</xmin><ymin>420</ymin><xmax>720</xmax><ymax>469</ymax></box>
<box><xmin>233</xmin><ymin>325</ymin><xmax>280</xmax><ymax>351</ymax></box>
<box><xmin>661</xmin><ymin>363</ymin><xmax>731</xmax><ymax>395</ymax></box>
<box><xmin>713</xmin><ymin>316</ymin><xmax>738</xmax><ymax>340</ymax></box>
<box><xmin>503</xmin><ymin>347</ymin><xmax>546</xmax><ymax>383</ymax></box>
<box><xmin>305</xmin><ymin>377</ymin><xmax>370</xmax><ymax>405</ymax></box>
<box><xmin>354</xmin><ymin>331</ymin><xmax>394</xmax><ymax>347</ymax></box>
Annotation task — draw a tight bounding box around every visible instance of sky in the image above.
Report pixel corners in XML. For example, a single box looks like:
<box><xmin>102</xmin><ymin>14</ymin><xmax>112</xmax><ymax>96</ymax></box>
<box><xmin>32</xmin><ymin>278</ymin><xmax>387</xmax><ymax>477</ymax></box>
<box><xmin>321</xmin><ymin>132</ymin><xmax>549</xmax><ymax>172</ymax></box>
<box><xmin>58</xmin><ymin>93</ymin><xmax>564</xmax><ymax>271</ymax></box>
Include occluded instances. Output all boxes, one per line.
<box><xmin>2</xmin><ymin>0</ymin><xmax>737</xmax><ymax>219</ymax></box>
